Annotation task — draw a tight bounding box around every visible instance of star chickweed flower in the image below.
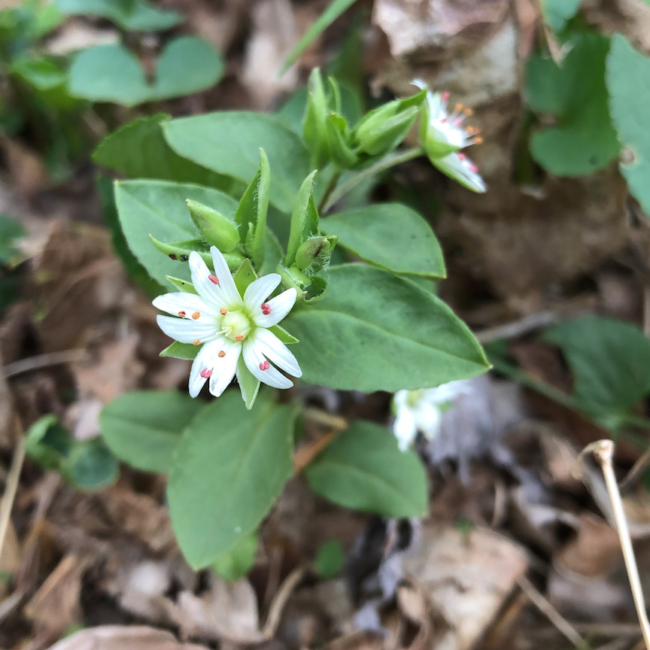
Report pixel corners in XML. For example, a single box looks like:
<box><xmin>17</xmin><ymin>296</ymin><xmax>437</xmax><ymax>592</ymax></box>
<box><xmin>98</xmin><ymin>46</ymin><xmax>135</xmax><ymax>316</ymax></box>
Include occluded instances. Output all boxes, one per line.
<box><xmin>412</xmin><ymin>79</ymin><xmax>486</xmax><ymax>194</ymax></box>
<box><xmin>392</xmin><ymin>380</ymin><xmax>474</xmax><ymax>451</ymax></box>
<box><xmin>153</xmin><ymin>246</ymin><xmax>302</xmax><ymax>400</ymax></box>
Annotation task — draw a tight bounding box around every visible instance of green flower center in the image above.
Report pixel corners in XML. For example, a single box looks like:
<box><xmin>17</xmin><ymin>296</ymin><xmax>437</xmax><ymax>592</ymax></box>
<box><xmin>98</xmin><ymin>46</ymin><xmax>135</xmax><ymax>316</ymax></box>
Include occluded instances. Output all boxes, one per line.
<box><xmin>221</xmin><ymin>309</ymin><xmax>252</xmax><ymax>342</ymax></box>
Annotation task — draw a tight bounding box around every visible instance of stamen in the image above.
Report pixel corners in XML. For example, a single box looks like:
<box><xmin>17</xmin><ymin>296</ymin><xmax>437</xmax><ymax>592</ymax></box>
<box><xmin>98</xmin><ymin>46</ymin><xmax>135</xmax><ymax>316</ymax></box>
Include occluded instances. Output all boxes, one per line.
<box><xmin>178</xmin><ymin>310</ymin><xmax>186</xmax><ymax>318</ymax></box>
<box><xmin>469</xmin><ymin>163</ymin><xmax>479</xmax><ymax>172</ymax></box>
<box><xmin>220</xmin><ymin>308</ymin><xmax>228</xmax><ymax>315</ymax></box>
<box><xmin>193</xmin><ymin>339</ymin><xmax>201</xmax><ymax>346</ymax></box>
<box><xmin>209</xmin><ymin>274</ymin><xmax>219</xmax><ymax>285</ymax></box>
<box><xmin>463</xmin><ymin>107</ymin><xmax>474</xmax><ymax>116</ymax></box>
<box><xmin>474</xmin><ymin>136</ymin><xmax>483</xmax><ymax>144</ymax></box>
<box><xmin>218</xmin><ymin>350</ymin><xmax>226</xmax><ymax>358</ymax></box>
<box><xmin>192</xmin><ymin>311</ymin><xmax>201</xmax><ymax>320</ymax></box>
<box><xmin>235</xmin><ymin>334</ymin><xmax>245</xmax><ymax>342</ymax></box>
<box><xmin>261</xmin><ymin>303</ymin><xmax>271</xmax><ymax>315</ymax></box>
<box><xmin>455</xmin><ymin>103</ymin><xmax>463</xmax><ymax>112</ymax></box>
<box><xmin>259</xmin><ymin>360</ymin><xmax>270</xmax><ymax>371</ymax></box>
<box><xmin>457</xmin><ymin>153</ymin><xmax>467</xmax><ymax>160</ymax></box>
<box><xmin>442</xmin><ymin>91</ymin><xmax>450</xmax><ymax>101</ymax></box>
<box><xmin>200</xmin><ymin>368</ymin><xmax>213</xmax><ymax>378</ymax></box>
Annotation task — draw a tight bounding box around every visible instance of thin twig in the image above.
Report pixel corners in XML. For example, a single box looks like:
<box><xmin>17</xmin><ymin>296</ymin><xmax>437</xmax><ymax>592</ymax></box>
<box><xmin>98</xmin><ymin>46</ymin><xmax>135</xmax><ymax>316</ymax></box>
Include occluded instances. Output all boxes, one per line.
<box><xmin>302</xmin><ymin>407</ymin><xmax>348</xmax><ymax>431</ymax></box>
<box><xmin>3</xmin><ymin>349</ymin><xmax>87</xmax><ymax>378</ymax></box>
<box><xmin>590</xmin><ymin>440</ymin><xmax>650</xmax><ymax>650</ymax></box>
<box><xmin>518</xmin><ymin>575</ymin><xmax>584</xmax><ymax>648</ymax></box>
<box><xmin>620</xmin><ymin>444</ymin><xmax>650</xmax><ymax>494</ymax></box>
<box><xmin>262</xmin><ymin>565</ymin><xmax>306</xmax><ymax>639</ymax></box>
<box><xmin>0</xmin><ymin>416</ymin><xmax>26</xmax><ymax>562</ymax></box>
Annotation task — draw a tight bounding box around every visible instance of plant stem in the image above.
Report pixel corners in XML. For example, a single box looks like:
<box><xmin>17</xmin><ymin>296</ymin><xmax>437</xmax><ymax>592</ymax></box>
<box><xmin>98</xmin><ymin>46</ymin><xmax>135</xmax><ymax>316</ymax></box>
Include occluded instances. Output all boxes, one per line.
<box><xmin>317</xmin><ymin>170</ymin><xmax>342</xmax><ymax>213</ymax></box>
<box><xmin>590</xmin><ymin>440</ymin><xmax>650</xmax><ymax>650</ymax></box>
<box><xmin>323</xmin><ymin>147</ymin><xmax>424</xmax><ymax>212</ymax></box>
<box><xmin>0</xmin><ymin>417</ymin><xmax>25</xmax><ymax>563</ymax></box>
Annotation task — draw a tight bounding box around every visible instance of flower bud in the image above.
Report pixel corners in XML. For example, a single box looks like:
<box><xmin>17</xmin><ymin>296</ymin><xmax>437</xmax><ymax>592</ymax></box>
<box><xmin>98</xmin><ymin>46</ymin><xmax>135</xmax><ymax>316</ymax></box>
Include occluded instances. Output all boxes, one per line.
<box><xmin>303</xmin><ymin>68</ymin><xmax>331</xmax><ymax>169</ymax></box>
<box><xmin>294</xmin><ymin>235</ymin><xmax>337</xmax><ymax>273</ymax></box>
<box><xmin>186</xmin><ymin>199</ymin><xmax>240</xmax><ymax>252</ymax></box>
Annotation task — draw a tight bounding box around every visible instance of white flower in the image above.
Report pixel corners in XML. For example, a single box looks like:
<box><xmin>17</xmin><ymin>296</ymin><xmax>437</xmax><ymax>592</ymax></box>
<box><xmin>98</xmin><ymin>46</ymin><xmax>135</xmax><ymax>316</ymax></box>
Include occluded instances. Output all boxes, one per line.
<box><xmin>431</xmin><ymin>151</ymin><xmax>486</xmax><ymax>193</ymax></box>
<box><xmin>153</xmin><ymin>246</ymin><xmax>302</xmax><ymax>400</ymax></box>
<box><xmin>392</xmin><ymin>380</ymin><xmax>473</xmax><ymax>451</ymax></box>
<box><xmin>412</xmin><ymin>79</ymin><xmax>482</xmax><ymax>157</ymax></box>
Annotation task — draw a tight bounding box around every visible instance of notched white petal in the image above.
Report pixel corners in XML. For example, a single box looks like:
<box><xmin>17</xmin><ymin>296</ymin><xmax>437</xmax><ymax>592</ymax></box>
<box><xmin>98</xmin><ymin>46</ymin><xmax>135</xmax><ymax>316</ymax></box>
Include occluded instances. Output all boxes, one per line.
<box><xmin>243</xmin><ymin>274</ymin><xmax>281</xmax><ymax>313</ymax></box>
<box><xmin>153</xmin><ymin>292</ymin><xmax>215</xmax><ymax>319</ymax></box>
<box><xmin>189</xmin><ymin>252</ymin><xmax>228</xmax><ymax>310</ymax></box>
<box><xmin>243</xmin><ymin>340</ymin><xmax>293</xmax><ymax>389</ymax></box>
<box><xmin>252</xmin><ymin>288</ymin><xmax>297</xmax><ymax>328</ymax></box>
<box><xmin>210</xmin><ymin>246</ymin><xmax>241</xmax><ymax>307</ymax></box>
<box><xmin>252</xmin><ymin>328</ymin><xmax>301</xmax><ymax>377</ymax></box>
<box><xmin>209</xmin><ymin>341</ymin><xmax>241</xmax><ymax>397</ymax></box>
<box><xmin>157</xmin><ymin>315</ymin><xmax>216</xmax><ymax>344</ymax></box>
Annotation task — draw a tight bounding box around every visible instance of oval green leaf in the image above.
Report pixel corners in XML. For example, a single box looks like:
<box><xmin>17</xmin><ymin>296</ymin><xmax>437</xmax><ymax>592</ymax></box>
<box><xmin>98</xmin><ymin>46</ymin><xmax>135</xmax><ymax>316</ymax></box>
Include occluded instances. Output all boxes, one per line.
<box><xmin>284</xmin><ymin>264</ymin><xmax>488</xmax><ymax>391</ymax></box>
<box><xmin>100</xmin><ymin>391</ymin><xmax>204</xmax><ymax>473</ymax></box>
<box><xmin>305</xmin><ymin>421</ymin><xmax>428</xmax><ymax>517</ymax></box>
<box><xmin>321</xmin><ymin>203</ymin><xmax>445</xmax><ymax>278</ymax></box>
<box><xmin>168</xmin><ymin>391</ymin><xmax>297</xmax><ymax>569</ymax></box>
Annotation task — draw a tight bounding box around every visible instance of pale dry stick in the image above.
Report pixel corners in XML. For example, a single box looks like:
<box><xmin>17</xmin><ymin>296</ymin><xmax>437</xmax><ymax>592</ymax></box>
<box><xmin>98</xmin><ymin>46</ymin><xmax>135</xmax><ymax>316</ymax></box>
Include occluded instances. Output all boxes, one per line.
<box><xmin>589</xmin><ymin>440</ymin><xmax>650</xmax><ymax>650</ymax></box>
<box><xmin>302</xmin><ymin>407</ymin><xmax>348</xmax><ymax>431</ymax></box>
<box><xmin>262</xmin><ymin>565</ymin><xmax>306</xmax><ymax>639</ymax></box>
<box><xmin>517</xmin><ymin>575</ymin><xmax>584</xmax><ymax>648</ymax></box>
<box><xmin>3</xmin><ymin>349</ymin><xmax>86</xmax><ymax>378</ymax></box>
<box><xmin>0</xmin><ymin>416</ymin><xmax>26</xmax><ymax>562</ymax></box>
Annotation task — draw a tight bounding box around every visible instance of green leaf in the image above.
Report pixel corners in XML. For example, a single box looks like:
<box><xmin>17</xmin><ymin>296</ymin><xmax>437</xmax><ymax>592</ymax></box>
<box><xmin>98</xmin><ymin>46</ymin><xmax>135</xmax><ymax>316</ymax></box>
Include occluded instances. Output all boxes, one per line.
<box><xmin>284</xmin><ymin>264</ymin><xmax>488</xmax><ymax>391</ymax></box>
<box><xmin>60</xmin><ymin>439</ymin><xmax>119</xmax><ymax>492</ymax></box>
<box><xmin>543</xmin><ymin>316</ymin><xmax>650</xmax><ymax>415</ymax></box>
<box><xmin>539</xmin><ymin>0</ymin><xmax>581</xmax><ymax>32</ymax></box>
<box><xmin>305</xmin><ymin>421</ymin><xmax>428</xmax><ymax>517</ymax></box>
<box><xmin>100</xmin><ymin>391</ymin><xmax>204</xmax><ymax>473</ymax></box>
<box><xmin>26</xmin><ymin>415</ymin><xmax>74</xmax><ymax>469</ymax></box>
<box><xmin>163</xmin><ymin>112</ymin><xmax>311</xmax><ymax>213</ymax></box>
<box><xmin>212</xmin><ymin>530</ymin><xmax>258</xmax><ymax>582</ymax></box>
<box><xmin>282</xmin><ymin>0</ymin><xmax>357</xmax><ymax>73</ymax></box>
<box><xmin>114</xmin><ymin>179</ymin><xmax>238</xmax><ymax>286</ymax></box>
<box><xmin>315</xmin><ymin>540</ymin><xmax>344</xmax><ymax>579</ymax></box>
<box><xmin>168</xmin><ymin>391</ymin><xmax>297</xmax><ymax>568</ymax></box>
<box><xmin>93</xmin><ymin>115</ymin><xmax>236</xmax><ymax>192</ymax></box>
<box><xmin>321</xmin><ymin>203</ymin><xmax>445</xmax><ymax>278</ymax></box>
<box><xmin>54</xmin><ymin>0</ymin><xmax>183</xmax><ymax>31</ymax></box>
<box><xmin>68</xmin><ymin>37</ymin><xmax>223</xmax><ymax>106</ymax></box>
<box><xmin>525</xmin><ymin>33</ymin><xmax>620</xmax><ymax>176</ymax></box>
<box><xmin>607</xmin><ymin>35</ymin><xmax>650</xmax><ymax>216</ymax></box>
<box><xmin>161</xmin><ymin>341</ymin><xmax>199</xmax><ymax>360</ymax></box>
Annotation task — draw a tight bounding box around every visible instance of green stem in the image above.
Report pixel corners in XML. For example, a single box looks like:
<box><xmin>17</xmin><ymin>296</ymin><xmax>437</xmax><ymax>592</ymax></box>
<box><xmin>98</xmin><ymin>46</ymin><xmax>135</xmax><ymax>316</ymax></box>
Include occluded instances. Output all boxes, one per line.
<box><xmin>323</xmin><ymin>146</ymin><xmax>424</xmax><ymax>212</ymax></box>
<box><xmin>317</xmin><ymin>170</ymin><xmax>342</xmax><ymax>213</ymax></box>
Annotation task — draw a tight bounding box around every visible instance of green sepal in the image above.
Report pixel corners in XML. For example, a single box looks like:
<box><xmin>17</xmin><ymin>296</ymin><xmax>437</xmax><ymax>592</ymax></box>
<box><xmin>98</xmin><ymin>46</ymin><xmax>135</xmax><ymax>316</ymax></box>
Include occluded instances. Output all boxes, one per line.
<box><xmin>185</xmin><ymin>199</ymin><xmax>240</xmax><ymax>252</ymax></box>
<box><xmin>234</xmin><ymin>258</ymin><xmax>258</xmax><ymax>295</ymax></box>
<box><xmin>149</xmin><ymin>234</ymin><xmax>245</xmax><ymax>270</ymax></box>
<box><xmin>236</xmin><ymin>356</ymin><xmax>261</xmax><ymax>410</ymax></box>
<box><xmin>326</xmin><ymin>113</ymin><xmax>359</xmax><ymax>169</ymax></box>
<box><xmin>235</xmin><ymin>149</ymin><xmax>270</xmax><ymax>269</ymax></box>
<box><xmin>161</xmin><ymin>341</ymin><xmax>200</xmax><ymax>360</ymax></box>
<box><xmin>269</xmin><ymin>325</ymin><xmax>299</xmax><ymax>345</ymax></box>
<box><xmin>166</xmin><ymin>275</ymin><xmax>198</xmax><ymax>294</ymax></box>
<box><xmin>278</xmin><ymin>264</ymin><xmax>328</xmax><ymax>304</ymax></box>
<box><xmin>286</xmin><ymin>170</ymin><xmax>319</xmax><ymax>267</ymax></box>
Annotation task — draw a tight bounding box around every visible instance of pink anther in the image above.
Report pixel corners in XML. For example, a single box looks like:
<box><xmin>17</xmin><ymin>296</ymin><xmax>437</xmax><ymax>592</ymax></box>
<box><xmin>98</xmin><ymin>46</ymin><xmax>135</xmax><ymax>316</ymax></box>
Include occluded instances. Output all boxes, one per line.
<box><xmin>200</xmin><ymin>368</ymin><xmax>213</xmax><ymax>378</ymax></box>
<box><xmin>259</xmin><ymin>360</ymin><xmax>270</xmax><ymax>371</ymax></box>
<box><xmin>261</xmin><ymin>303</ymin><xmax>271</xmax><ymax>315</ymax></box>
<box><xmin>209</xmin><ymin>275</ymin><xmax>219</xmax><ymax>285</ymax></box>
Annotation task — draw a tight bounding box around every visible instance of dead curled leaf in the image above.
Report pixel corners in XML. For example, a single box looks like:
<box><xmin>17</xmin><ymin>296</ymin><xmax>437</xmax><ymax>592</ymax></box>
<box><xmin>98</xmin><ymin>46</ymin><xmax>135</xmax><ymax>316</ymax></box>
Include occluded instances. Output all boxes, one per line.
<box><xmin>45</xmin><ymin>626</ymin><xmax>208</xmax><ymax>650</ymax></box>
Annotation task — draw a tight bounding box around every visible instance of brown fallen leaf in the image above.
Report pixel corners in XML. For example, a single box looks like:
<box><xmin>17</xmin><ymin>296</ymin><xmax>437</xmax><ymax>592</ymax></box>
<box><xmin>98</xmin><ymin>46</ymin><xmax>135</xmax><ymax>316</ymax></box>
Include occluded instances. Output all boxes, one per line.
<box><xmin>402</xmin><ymin>524</ymin><xmax>528</xmax><ymax>650</ymax></box>
<box><xmin>45</xmin><ymin>626</ymin><xmax>208</xmax><ymax>650</ymax></box>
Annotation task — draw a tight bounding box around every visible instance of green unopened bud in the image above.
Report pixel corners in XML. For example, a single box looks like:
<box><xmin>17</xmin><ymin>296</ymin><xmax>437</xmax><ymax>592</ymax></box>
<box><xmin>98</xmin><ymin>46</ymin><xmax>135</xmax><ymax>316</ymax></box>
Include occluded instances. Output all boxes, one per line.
<box><xmin>186</xmin><ymin>199</ymin><xmax>240</xmax><ymax>252</ymax></box>
<box><xmin>303</xmin><ymin>68</ymin><xmax>331</xmax><ymax>169</ymax></box>
<box><xmin>149</xmin><ymin>234</ymin><xmax>245</xmax><ymax>270</ymax></box>
<box><xmin>295</xmin><ymin>235</ymin><xmax>337</xmax><ymax>274</ymax></box>
<box><xmin>325</xmin><ymin>114</ymin><xmax>358</xmax><ymax>169</ymax></box>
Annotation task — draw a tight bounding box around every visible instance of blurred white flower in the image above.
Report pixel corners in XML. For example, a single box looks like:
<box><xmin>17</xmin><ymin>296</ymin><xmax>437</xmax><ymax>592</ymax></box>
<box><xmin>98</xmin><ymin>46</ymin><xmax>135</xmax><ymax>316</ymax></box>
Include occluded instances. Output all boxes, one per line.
<box><xmin>392</xmin><ymin>380</ymin><xmax>474</xmax><ymax>451</ymax></box>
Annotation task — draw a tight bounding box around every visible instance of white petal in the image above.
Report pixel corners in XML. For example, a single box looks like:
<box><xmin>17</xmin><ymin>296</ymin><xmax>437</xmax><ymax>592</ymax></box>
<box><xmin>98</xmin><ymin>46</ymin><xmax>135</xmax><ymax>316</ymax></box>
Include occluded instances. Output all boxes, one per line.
<box><xmin>431</xmin><ymin>153</ymin><xmax>486</xmax><ymax>193</ymax></box>
<box><xmin>243</xmin><ymin>273</ymin><xmax>281</xmax><ymax>313</ymax></box>
<box><xmin>188</xmin><ymin>339</ymin><xmax>223</xmax><ymax>398</ymax></box>
<box><xmin>209</xmin><ymin>340</ymin><xmax>241</xmax><ymax>397</ymax></box>
<box><xmin>210</xmin><ymin>246</ymin><xmax>242</xmax><ymax>307</ymax></box>
<box><xmin>251</xmin><ymin>328</ymin><xmax>301</xmax><ymax>377</ymax></box>
<box><xmin>153</xmin><ymin>291</ymin><xmax>217</xmax><ymax>321</ymax></box>
<box><xmin>416</xmin><ymin>403</ymin><xmax>442</xmax><ymax>441</ymax></box>
<box><xmin>243</xmin><ymin>339</ymin><xmax>293</xmax><ymax>389</ymax></box>
<box><xmin>189</xmin><ymin>252</ymin><xmax>228</xmax><ymax>310</ymax></box>
<box><xmin>393</xmin><ymin>409</ymin><xmax>417</xmax><ymax>452</ymax></box>
<box><xmin>157</xmin><ymin>315</ymin><xmax>217</xmax><ymax>344</ymax></box>
<box><xmin>251</xmin><ymin>288</ymin><xmax>297</xmax><ymax>328</ymax></box>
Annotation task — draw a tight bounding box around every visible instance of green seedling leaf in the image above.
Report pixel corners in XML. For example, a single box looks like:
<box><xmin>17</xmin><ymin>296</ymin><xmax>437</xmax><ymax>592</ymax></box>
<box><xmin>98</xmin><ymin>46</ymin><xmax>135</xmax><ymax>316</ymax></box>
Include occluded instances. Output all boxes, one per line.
<box><xmin>525</xmin><ymin>32</ymin><xmax>620</xmax><ymax>176</ymax></box>
<box><xmin>69</xmin><ymin>37</ymin><xmax>223</xmax><ymax>106</ymax></box>
<box><xmin>305</xmin><ymin>421</ymin><xmax>428</xmax><ymax>517</ymax></box>
<box><xmin>321</xmin><ymin>203</ymin><xmax>445</xmax><ymax>278</ymax></box>
<box><xmin>168</xmin><ymin>391</ymin><xmax>297</xmax><ymax>568</ymax></box>
<box><xmin>100</xmin><ymin>391</ymin><xmax>204</xmax><ymax>473</ymax></box>
<box><xmin>607</xmin><ymin>35</ymin><xmax>650</xmax><ymax>217</ymax></box>
<box><xmin>285</xmin><ymin>264</ymin><xmax>488</xmax><ymax>391</ymax></box>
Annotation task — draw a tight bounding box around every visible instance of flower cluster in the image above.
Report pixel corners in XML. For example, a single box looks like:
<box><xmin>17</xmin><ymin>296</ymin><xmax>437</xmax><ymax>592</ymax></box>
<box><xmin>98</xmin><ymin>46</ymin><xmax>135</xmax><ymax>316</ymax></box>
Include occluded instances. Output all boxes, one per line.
<box><xmin>153</xmin><ymin>247</ymin><xmax>302</xmax><ymax>401</ymax></box>
<box><xmin>413</xmin><ymin>79</ymin><xmax>486</xmax><ymax>193</ymax></box>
